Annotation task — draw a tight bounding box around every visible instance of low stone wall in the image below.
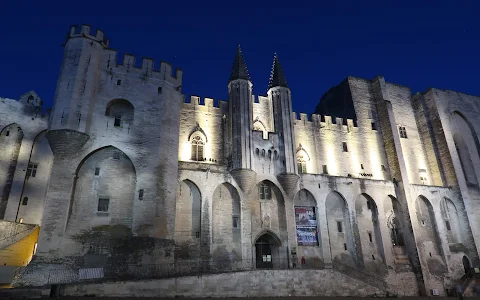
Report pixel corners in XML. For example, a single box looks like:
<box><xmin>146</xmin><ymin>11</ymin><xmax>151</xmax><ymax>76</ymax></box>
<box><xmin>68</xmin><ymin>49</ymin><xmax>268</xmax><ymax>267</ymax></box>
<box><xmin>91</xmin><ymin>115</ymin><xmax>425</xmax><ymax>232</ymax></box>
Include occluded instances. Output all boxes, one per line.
<box><xmin>62</xmin><ymin>269</ymin><xmax>385</xmax><ymax>297</ymax></box>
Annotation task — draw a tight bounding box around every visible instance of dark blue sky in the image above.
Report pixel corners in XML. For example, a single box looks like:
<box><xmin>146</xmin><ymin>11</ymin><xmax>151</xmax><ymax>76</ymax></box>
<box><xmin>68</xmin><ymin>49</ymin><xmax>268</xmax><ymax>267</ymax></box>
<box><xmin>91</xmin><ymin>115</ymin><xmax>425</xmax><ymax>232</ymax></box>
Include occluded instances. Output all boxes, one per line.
<box><xmin>1</xmin><ymin>1</ymin><xmax>479</xmax><ymax>115</ymax></box>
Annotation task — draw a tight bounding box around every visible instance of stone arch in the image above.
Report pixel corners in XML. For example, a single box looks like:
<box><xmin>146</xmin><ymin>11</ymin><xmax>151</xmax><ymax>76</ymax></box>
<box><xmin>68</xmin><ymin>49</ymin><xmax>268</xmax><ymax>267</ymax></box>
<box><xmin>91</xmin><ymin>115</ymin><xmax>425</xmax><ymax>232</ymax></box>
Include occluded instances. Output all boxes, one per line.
<box><xmin>451</xmin><ymin>111</ymin><xmax>480</xmax><ymax>185</ymax></box>
<box><xmin>385</xmin><ymin>195</ymin><xmax>406</xmax><ymax>249</ymax></box>
<box><xmin>0</xmin><ymin>123</ymin><xmax>24</xmax><ymax>219</ymax></box>
<box><xmin>253</xmin><ymin>119</ymin><xmax>268</xmax><ymax>139</ymax></box>
<box><xmin>16</xmin><ymin>130</ymin><xmax>53</xmax><ymax>225</ymax></box>
<box><xmin>254</xmin><ymin>230</ymin><xmax>283</xmax><ymax>269</ymax></box>
<box><xmin>105</xmin><ymin>99</ymin><xmax>134</xmax><ymax>126</ymax></box>
<box><xmin>212</xmin><ymin>183</ymin><xmax>241</xmax><ymax>255</ymax></box>
<box><xmin>325</xmin><ymin>191</ymin><xmax>355</xmax><ymax>266</ymax></box>
<box><xmin>440</xmin><ymin>197</ymin><xmax>462</xmax><ymax>244</ymax></box>
<box><xmin>355</xmin><ymin>193</ymin><xmax>385</xmax><ymax>264</ymax></box>
<box><xmin>296</xmin><ymin>144</ymin><xmax>310</xmax><ymax>174</ymax></box>
<box><xmin>416</xmin><ymin>195</ymin><xmax>443</xmax><ymax>257</ymax></box>
<box><xmin>175</xmin><ymin>179</ymin><xmax>202</xmax><ymax>242</ymax></box>
<box><xmin>67</xmin><ymin>146</ymin><xmax>137</xmax><ymax>234</ymax></box>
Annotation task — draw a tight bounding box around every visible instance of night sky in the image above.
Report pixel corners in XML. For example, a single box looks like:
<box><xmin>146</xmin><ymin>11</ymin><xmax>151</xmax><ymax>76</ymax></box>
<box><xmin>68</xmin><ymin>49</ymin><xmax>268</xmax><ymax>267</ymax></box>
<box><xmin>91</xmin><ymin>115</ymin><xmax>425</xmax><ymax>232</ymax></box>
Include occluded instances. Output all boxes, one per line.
<box><xmin>1</xmin><ymin>1</ymin><xmax>479</xmax><ymax>115</ymax></box>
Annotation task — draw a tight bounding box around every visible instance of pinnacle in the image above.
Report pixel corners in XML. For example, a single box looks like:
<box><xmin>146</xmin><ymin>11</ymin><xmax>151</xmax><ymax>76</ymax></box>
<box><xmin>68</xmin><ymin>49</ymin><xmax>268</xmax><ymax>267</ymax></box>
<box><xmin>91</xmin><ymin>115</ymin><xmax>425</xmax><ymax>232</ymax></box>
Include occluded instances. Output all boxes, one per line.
<box><xmin>229</xmin><ymin>45</ymin><xmax>251</xmax><ymax>82</ymax></box>
<box><xmin>268</xmin><ymin>53</ymin><xmax>288</xmax><ymax>89</ymax></box>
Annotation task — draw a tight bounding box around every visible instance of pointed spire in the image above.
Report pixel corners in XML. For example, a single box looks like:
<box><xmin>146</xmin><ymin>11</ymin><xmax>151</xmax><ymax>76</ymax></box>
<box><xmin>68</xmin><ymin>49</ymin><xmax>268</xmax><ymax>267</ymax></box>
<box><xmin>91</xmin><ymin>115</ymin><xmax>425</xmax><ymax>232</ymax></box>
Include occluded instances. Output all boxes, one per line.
<box><xmin>268</xmin><ymin>53</ymin><xmax>288</xmax><ymax>89</ymax></box>
<box><xmin>229</xmin><ymin>45</ymin><xmax>251</xmax><ymax>82</ymax></box>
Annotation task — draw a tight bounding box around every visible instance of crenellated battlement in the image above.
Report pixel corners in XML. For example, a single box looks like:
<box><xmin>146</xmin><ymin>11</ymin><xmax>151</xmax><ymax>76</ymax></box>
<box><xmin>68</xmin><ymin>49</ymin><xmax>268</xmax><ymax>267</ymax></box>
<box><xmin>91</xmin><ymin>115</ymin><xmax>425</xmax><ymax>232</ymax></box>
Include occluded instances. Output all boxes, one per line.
<box><xmin>67</xmin><ymin>24</ymin><xmax>109</xmax><ymax>47</ymax></box>
<box><xmin>292</xmin><ymin>112</ymin><xmax>357</xmax><ymax>131</ymax></box>
<box><xmin>183</xmin><ymin>96</ymin><xmax>228</xmax><ymax>114</ymax></box>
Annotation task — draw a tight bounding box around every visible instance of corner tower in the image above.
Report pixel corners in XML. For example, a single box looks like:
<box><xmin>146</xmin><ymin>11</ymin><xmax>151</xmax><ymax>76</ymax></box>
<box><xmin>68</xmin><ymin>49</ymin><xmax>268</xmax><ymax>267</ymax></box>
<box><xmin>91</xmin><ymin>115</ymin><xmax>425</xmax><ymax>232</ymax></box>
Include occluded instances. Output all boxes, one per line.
<box><xmin>267</xmin><ymin>54</ymin><xmax>299</xmax><ymax>195</ymax></box>
<box><xmin>46</xmin><ymin>25</ymin><xmax>108</xmax><ymax>156</ymax></box>
<box><xmin>228</xmin><ymin>46</ymin><xmax>256</xmax><ymax>192</ymax></box>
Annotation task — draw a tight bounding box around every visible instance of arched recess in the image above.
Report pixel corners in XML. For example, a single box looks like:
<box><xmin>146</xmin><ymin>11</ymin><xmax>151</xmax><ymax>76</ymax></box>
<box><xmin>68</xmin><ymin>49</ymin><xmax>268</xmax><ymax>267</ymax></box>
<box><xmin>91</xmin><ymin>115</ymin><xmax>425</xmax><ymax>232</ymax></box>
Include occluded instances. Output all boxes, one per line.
<box><xmin>253</xmin><ymin>118</ymin><xmax>268</xmax><ymax>139</ymax></box>
<box><xmin>355</xmin><ymin>194</ymin><xmax>385</xmax><ymax>264</ymax></box>
<box><xmin>440</xmin><ymin>197</ymin><xmax>462</xmax><ymax>244</ymax></box>
<box><xmin>325</xmin><ymin>191</ymin><xmax>355</xmax><ymax>266</ymax></box>
<box><xmin>66</xmin><ymin>146</ymin><xmax>137</xmax><ymax>234</ymax></box>
<box><xmin>254</xmin><ymin>230</ymin><xmax>282</xmax><ymax>269</ymax></box>
<box><xmin>451</xmin><ymin>112</ymin><xmax>480</xmax><ymax>185</ymax></box>
<box><xmin>175</xmin><ymin>179</ymin><xmax>202</xmax><ymax>243</ymax></box>
<box><xmin>16</xmin><ymin>130</ymin><xmax>54</xmax><ymax>225</ymax></box>
<box><xmin>0</xmin><ymin>124</ymin><xmax>24</xmax><ymax>219</ymax></box>
<box><xmin>296</xmin><ymin>144</ymin><xmax>310</xmax><ymax>174</ymax></box>
<box><xmin>294</xmin><ymin>189</ymin><xmax>322</xmax><ymax>266</ymax></box>
<box><xmin>462</xmin><ymin>255</ymin><xmax>471</xmax><ymax>274</ymax></box>
<box><xmin>105</xmin><ymin>99</ymin><xmax>134</xmax><ymax>127</ymax></box>
<box><xmin>212</xmin><ymin>183</ymin><xmax>241</xmax><ymax>260</ymax></box>
<box><xmin>253</xmin><ymin>180</ymin><xmax>288</xmax><ymax>268</ymax></box>
<box><xmin>416</xmin><ymin>195</ymin><xmax>443</xmax><ymax>257</ymax></box>
<box><xmin>384</xmin><ymin>195</ymin><xmax>407</xmax><ymax>250</ymax></box>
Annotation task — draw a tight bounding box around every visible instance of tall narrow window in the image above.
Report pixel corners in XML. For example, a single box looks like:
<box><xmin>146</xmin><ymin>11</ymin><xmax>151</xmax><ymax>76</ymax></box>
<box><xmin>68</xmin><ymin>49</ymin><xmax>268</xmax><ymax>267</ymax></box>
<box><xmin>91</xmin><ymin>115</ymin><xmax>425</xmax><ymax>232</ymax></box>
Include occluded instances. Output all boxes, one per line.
<box><xmin>297</xmin><ymin>154</ymin><xmax>307</xmax><ymax>174</ymax></box>
<box><xmin>322</xmin><ymin>165</ymin><xmax>328</xmax><ymax>174</ymax></box>
<box><xmin>368</xmin><ymin>231</ymin><xmax>373</xmax><ymax>243</ymax></box>
<box><xmin>342</xmin><ymin>142</ymin><xmax>348</xmax><ymax>152</ymax></box>
<box><xmin>371</xmin><ymin>121</ymin><xmax>377</xmax><ymax>131</ymax></box>
<box><xmin>191</xmin><ymin>135</ymin><xmax>205</xmax><ymax>161</ymax></box>
<box><xmin>98</xmin><ymin>198</ymin><xmax>109</xmax><ymax>212</ymax></box>
<box><xmin>139</xmin><ymin>189</ymin><xmax>144</xmax><ymax>200</ymax></box>
<box><xmin>337</xmin><ymin>221</ymin><xmax>343</xmax><ymax>233</ymax></box>
<box><xmin>5</xmin><ymin>130</ymin><xmax>9</xmax><ymax>136</ymax></box>
<box><xmin>232</xmin><ymin>216</ymin><xmax>239</xmax><ymax>228</ymax></box>
<box><xmin>399</xmin><ymin>126</ymin><xmax>408</xmax><ymax>139</ymax></box>
<box><xmin>114</xmin><ymin>117</ymin><xmax>121</xmax><ymax>127</ymax></box>
<box><xmin>94</xmin><ymin>167</ymin><xmax>100</xmax><ymax>176</ymax></box>
<box><xmin>26</xmin><ymin>163</ymin><xmax>38</xmax><ymax>177</ymax></box>
<box><xmin>259</xmin><ymin>182</ymin><xmax>271</xmax><ymax>200</ymax></box>
<box><xmin>22</xmin><ymin>197</ymin><xmax>28</xmax><ymax>205</ymax></box>
<box><xmin>158</xmin><ymin>87</ymin><xmax>162</xmax><ymax>94</ymax></box>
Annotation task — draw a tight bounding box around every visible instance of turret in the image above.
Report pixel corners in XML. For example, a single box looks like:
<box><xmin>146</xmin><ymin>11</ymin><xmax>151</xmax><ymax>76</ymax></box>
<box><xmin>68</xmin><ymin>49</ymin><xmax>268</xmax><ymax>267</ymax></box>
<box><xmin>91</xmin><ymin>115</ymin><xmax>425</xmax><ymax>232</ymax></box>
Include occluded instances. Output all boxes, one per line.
<box><xmin>228</xmin><ymin>46</ymin><xmax>256</xmax><ymax>192</ymax></box>
<box><xmin>267</xmin><ymin>54</ymin><xmax>299</xmax><ymax>195</ymax></box>
<box><xmin>46</xmin><ymin>25</ymin><xmax>108</xmax><ymax>157</ymax></box>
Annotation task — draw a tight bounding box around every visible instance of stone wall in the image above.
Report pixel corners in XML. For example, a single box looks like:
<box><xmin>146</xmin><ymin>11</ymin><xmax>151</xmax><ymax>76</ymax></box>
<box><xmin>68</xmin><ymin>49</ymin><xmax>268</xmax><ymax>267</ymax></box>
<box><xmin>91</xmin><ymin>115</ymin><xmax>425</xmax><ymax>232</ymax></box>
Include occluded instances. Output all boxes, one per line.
<box><xmin>61</xmin><ymin>269</ymin><xmax>392</xmax><ymax>297</ymax></box>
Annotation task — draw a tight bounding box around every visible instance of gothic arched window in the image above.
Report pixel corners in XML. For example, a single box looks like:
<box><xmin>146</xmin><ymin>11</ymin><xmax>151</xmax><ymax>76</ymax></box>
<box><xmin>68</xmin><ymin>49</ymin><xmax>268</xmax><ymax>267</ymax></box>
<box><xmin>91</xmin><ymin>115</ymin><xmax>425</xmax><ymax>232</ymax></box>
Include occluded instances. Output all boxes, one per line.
<box><xmin>297</xmin><ymin>154</ymin><xmax>307</xmax><ymax>174</ymax></box>
<box><xmin>191</xmin><ymin>135</ymin><xmax>205</xmax><ymax>161</ymax></box>
<box><xmin>259</xmin><ymin>182</ymin><xmax>271</xmax><ymax>200</ymax></box>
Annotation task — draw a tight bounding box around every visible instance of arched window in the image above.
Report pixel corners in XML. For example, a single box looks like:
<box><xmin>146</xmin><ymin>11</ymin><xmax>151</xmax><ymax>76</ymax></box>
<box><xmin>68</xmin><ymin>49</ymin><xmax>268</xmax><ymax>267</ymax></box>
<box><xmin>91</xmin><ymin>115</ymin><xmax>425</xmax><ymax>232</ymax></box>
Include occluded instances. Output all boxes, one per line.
<box><xmin>191</xmin><ymin>135</ymin><xmax>205</xmax><ymax>161</ymax></box>
<box><xmin>255</xmin><ymin>148</ymin><xmax>260</xmax><ymax>157</ymax></box>
<box><xmin>296</xmin><ymin>144</ymin><xmax>310</xmax><ymax>174</ymax></box>
<box><xmin>259</xmin><ymin>182</ymin><xmax>271</xmax><ymax>200</ymax></box>
<box><xmin>297</xmin><ymin>154</ymin><xmax>307</xmax><ymax>173</ymax></box>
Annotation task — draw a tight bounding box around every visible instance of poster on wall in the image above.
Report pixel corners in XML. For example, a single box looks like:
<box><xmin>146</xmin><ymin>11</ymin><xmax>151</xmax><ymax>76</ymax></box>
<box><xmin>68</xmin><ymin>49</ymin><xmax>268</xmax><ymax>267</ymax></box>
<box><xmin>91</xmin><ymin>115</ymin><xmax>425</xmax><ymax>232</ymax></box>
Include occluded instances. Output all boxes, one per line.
<box><xmin>295</xmin><ymin>207</ymin><xmax>317</xmax><ymax>226</ymax></box>
<box><xmin>295</xmin><ymin>206</ymin><xmax>318</xmax><ymax>246</ymax></box>
<box><xmin>296</xmin><ymin>226</ymin><xmax>318</xmax><ymax>246</ymax></box>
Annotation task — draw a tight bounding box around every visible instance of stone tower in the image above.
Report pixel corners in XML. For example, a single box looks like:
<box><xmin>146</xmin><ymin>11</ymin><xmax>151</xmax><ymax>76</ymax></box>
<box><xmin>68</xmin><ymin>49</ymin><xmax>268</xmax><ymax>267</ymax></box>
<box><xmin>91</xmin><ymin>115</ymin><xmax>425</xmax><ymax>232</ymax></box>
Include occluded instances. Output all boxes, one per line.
<box><xmin>46</xmin><ymin>25</ymin><xmax>108</xmax><ymax>155</ymax></box>
<box><xmin>228</xmin><ymin>46</ymin><xmax>256</xmax><ymax>192</ymax></box>
<box><xmin>267</xmin><ymin>54</ymin><xmax>299</xmax><ymax>195</ymax></box>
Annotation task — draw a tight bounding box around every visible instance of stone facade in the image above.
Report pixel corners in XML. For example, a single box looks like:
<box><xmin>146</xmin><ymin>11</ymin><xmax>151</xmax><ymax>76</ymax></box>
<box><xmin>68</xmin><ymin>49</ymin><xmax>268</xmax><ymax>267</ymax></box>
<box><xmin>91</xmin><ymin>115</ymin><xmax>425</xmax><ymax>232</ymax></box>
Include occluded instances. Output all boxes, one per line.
<box><xmin>1</xmin><ymin>24</ymin><xmax>480</xmax><ymax>296</ymax></box>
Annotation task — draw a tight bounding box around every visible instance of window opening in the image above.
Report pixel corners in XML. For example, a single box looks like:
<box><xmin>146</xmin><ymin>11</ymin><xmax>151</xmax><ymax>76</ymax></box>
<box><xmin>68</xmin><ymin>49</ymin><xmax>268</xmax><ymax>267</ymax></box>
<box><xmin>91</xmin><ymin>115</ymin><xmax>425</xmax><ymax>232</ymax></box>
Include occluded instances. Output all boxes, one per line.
<box><xmin>98</xmin><ymin>198</ymin><xmax>109</xmax><ymax>212</ymax></box>
<box><xmin>399</xmin><ymin>126</ymin><xmax>408</xmax><ymax>139</ymax></box>
<box><xmin>342</xmin><ymin>142</ymin><xmax>348</xmax><ymax>152</ymax></box>
<box><xmin>259</xmin><ymin>183</ymin><xmax>271</xmax><ymax>200</ymax></box>
<box><xmin>191</xmin><ymin>135</ymin><xmax>205</xmax><ymax>161</ymax></box>
<box><xmin>26</xmin><ymin>163</ymin><xmax>38</xmax><ymax>177</ymax></box>
<box><xmin>337</xmin><ymin>221</ymin><xmax>343</xmax><ymax>233</ymax></box>
<box><xmin>22</xmin><ymin>197</ymin><xmax>28</xmax><ymax>205</ymax></box>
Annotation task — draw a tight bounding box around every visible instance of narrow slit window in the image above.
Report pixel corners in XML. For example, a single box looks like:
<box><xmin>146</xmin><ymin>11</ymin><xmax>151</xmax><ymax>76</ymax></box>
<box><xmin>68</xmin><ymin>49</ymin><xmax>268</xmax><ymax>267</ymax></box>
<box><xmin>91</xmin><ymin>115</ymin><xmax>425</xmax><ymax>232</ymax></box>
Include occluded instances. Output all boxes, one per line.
<box><xmin>337</xmin><ymin>221</ymin><xmax>343</xmax><ymax>233</ymax></box>
<box><xmin>232</xmin><ymin>216</ymin><xmax>239</xmax><ymax>228</ymax></box>
<box><xmin>22</xmin><ymin>197</ymin><xmax>28</xmax><ymax>205</ymax></box>
<box><xmin>368</xmin><ymin>232</ymin><xmax>373</xmax><ymax>243</ymax></box>
<box><xmin>114</xmin><ymin>117</ymin><xmax>121</xmax><ymax>127</ymax></box>
<box><xmin>5</xmin><ymin>131</ymin><xmax>9</xmax><ymax>136</ymax></box>
<box><xmin>445</xmin><ymin>220</ymin><xmax>451</xmax><ymax>231</ymax></box>
<box><xmin>94</xmin><ymin>167</ymin><xmax>100</xmax><ymax>176</ymax></box>
<box><xmin>322</xmin><ymin>165</ymin><xmax>328</xmax><ymax>175</ymax></box>
<box><xmin>399</xmin><ymin>126</ymin><xmax>408</xmax><ymax>139</ymax></box>
<box><xmin>344</xmin><ymin>243</ymin><xmax>347</xmax><ymax>250</ymax></box>
<box><xmin>158</xmin><ymin>87</ymin><xmax>162</xmax><ymax>94</ymax></box>
<box><xmin>116</xmin><ymin>79</ymin><xmax>121</xmax><ymax>85</ymax></box>
<box><xmin>139</xmin><ymin>189</ymin><xmax>144</xmax><ymax>200</ymax></box>
<box><xmin>342</xmin><ymin>142</ymin><xmax>348</xmax><ymax>152</ymax></box>
<box><xmin>371</xmin><ymin>121</ymin><xmax>377</xmax><ymax>131</ymax></box>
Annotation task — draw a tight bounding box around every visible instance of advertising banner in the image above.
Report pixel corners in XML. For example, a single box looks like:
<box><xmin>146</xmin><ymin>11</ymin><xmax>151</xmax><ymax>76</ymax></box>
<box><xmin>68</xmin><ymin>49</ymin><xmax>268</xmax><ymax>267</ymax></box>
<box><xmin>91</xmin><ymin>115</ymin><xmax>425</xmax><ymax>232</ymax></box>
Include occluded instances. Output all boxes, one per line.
<box><xmin>295</xmin><ymin>206</ymin><xmax>318</xmax><ymax>246</ymax></box>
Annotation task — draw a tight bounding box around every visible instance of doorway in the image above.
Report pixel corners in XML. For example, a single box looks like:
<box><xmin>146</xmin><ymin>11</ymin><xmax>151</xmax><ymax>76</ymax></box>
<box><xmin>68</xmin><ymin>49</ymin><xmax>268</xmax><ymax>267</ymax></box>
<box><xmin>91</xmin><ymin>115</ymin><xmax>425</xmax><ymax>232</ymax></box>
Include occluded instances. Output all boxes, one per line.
<box><xmin>255</xmin><ymin>235</ymin><xmax>273</xmax><ymax>269</ymax></box>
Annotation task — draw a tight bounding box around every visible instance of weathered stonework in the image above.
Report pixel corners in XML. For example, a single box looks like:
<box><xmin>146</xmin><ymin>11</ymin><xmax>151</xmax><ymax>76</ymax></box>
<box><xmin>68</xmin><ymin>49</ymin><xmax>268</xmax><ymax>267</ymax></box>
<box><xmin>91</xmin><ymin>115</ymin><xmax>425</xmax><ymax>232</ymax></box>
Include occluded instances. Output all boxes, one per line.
<box><xmin>1</xmin><ymin>24</ymin><xmax>479</xmax><ymax>297</ymax></box>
